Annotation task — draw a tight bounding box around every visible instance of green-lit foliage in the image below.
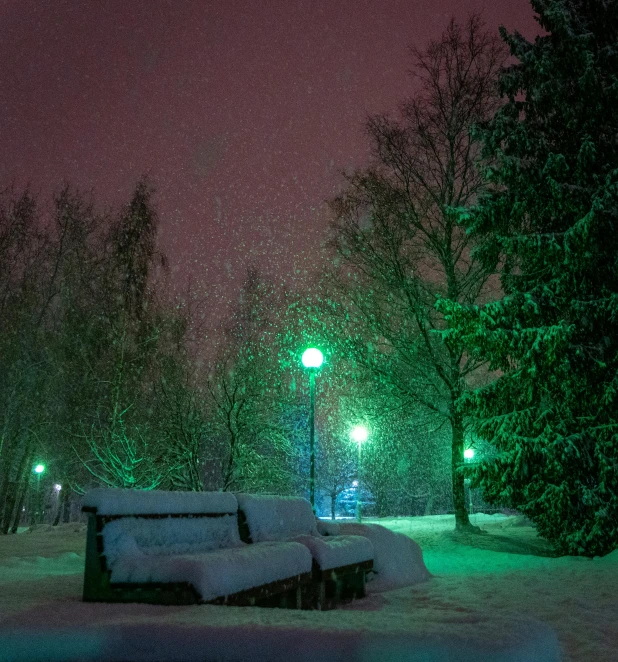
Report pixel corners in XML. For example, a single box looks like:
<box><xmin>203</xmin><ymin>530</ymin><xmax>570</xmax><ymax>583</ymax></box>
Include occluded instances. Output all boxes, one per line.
<box><xmin>445</xmin><ymin>0</ymin><xmax>618</xmax><ymax>555</ymax></box>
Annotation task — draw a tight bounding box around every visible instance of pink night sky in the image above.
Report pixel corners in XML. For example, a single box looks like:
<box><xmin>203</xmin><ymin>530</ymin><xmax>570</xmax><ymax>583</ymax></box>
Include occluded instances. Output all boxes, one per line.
<box><xmin>0</xmin><ymin>0</ymin><xmax>536</xmax><ymax>303</ymax></box>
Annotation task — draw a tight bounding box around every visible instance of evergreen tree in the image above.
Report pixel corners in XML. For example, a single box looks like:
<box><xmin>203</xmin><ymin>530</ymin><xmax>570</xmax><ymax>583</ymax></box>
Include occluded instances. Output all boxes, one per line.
<box><xmin>447</xmin><ymin>0</ymin><xmax>618</xmax><ymax>555</ymax></box>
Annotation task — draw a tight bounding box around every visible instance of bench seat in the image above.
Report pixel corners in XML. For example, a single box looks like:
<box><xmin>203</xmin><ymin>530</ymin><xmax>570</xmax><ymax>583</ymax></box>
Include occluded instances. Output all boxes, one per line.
<box><xmin>290</xmin><ymin>533</ymin><xmax>373</xmax><ymax>571</ymax></box>
<box><xmin>107</xmin><ymin>541</ymin><xmax>312</xmax><ymax>603</ymax></box>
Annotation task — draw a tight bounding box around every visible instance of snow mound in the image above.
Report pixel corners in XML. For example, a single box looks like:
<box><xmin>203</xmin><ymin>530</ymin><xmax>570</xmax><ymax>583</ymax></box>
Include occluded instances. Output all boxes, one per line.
<box><xmin>0</xmin><ymin>551</ymin><xmax>84</xmax><ymax>582</ymax></box>
<box><xmin>503</xmin><ymin>515</ymin><xmax>535</xmax><ymax>528</ymax></box>
<box><xmin>317</xmin><ymin>521</ymin><xmax>430</xmax><ymax>590</ymax></box>
<box><xmin>594</xmin><ymin>547</ymin><xmax>618</xmax><ymax>563</ymax></box>
<box><xmin>25</xmin><ymin>523</ymin><xmax>86</xmax><ymax>535</ymax></box>
<box><xmin>82</xmin><ymin>488</ymin><xmax>237</xmax><ymax>515</ymax></box>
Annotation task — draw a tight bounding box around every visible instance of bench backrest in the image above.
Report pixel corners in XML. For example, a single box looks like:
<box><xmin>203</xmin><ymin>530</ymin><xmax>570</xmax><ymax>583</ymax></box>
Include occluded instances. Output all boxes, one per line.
<box><xmin>82</xmin><ymin>488</ymin><xmax>238</xmax><ymax>516</ymax></box>
<box><xmin>82</xmin><ymin>488</ymin><xmax>243</xmax><ymax>565</ymax></box>
<box><xmin>101</xmin><ymin>515</ymin><xmax>242</xmax><ymax>565</ymax></box>
<box><xmin>236</xmin><ymin>494</ymin><xmax>318</xmax><ymax>543</ymax></box>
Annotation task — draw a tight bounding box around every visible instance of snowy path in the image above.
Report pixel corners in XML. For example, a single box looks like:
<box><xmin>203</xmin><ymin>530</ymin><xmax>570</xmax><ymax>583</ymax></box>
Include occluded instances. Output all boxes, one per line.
<box><xmin>0</xmin><ymin>516</ymin><xmax>616</xmax><ymax>661</ymax></box>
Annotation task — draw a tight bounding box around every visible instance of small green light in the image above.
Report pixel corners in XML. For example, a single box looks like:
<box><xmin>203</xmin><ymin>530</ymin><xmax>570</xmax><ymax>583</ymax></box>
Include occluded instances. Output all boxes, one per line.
<box><xmin>33</xmin><ymin>464</ymin><xmax>45</xmax><ymax>474</ymax></box>
<box><xmin>301</xmin><ymin>348</ymin><xmax>323</xmax><ymax>369</ymax></box>
<box><xmin>464</xmin><ymin>448</ymin><xmax>475</xmax><ymax>460</ymax></box>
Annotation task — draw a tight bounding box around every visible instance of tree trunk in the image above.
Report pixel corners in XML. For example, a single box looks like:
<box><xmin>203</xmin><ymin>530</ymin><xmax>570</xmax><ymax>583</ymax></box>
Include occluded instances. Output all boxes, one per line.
<box><xmin>222</xmin><ymin>428</ymin><xmax>238</xmax><ymax>492</ymax></box>
<box><xmin>1</xmin><ymin>481</ymin><xmax>18</xmax><ymax>534</ymax></box>
<box><xmin>53</xmin><ymin>483</ymin><xmax>70</xmax><ymax>526</ymax></box>
<box><xmin>63</xmin><ymin>491</ymin><xmax>72</xmax><ymax>523</ymax></box>
<box><xmin>423</xmin><ymin>491</ymin><xmax>434</xmax><ymax>517</ymax></box>
<box><xmin>9</xmin><ymin>448</ymin><xmax>34</xmax><ymax>534</ymax></box>
<box><xmin>451</xmin><ymin>412</ymin><xmax>475</xmax><ymax>531</ymax></box>
<box><xmin>10</xmin><ymin>481</ymin><xmax>28</xmax><ymax>533</ymax></box>
<box><xmin>0</xmin><ymin>441</ymin><xmax>17</xmax><ymax>532</ymax></box>
<box><xmin>331</xmin><ymin>493</ymin><xmax>336</xmax><ymax>520</ymax></box>
<box><xmin>2</xmin><ymin>442</ymin><xmax>31</xmax><ymax>534</ymax></box>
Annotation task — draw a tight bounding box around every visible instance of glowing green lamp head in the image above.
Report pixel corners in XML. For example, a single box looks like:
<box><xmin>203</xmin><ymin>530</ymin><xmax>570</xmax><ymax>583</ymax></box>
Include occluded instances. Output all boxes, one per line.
<box><xmin>463</xmin><ymin>448</ymin><xmax>475</xmax><ymax>460</ymax></box>
<box><xmin>301</xmin><ymin>347</ymin><xmax>323</xmax><ymax>369</ymax></box>
<box><xmin>350</xmin><ymin>425</ymin><xmax>369</xmax><ymax>444</ymax></box>
<box><xmin>33</xmin><ymin>464</ymin><xmax>45</xmax><ymax>474</ymax></box>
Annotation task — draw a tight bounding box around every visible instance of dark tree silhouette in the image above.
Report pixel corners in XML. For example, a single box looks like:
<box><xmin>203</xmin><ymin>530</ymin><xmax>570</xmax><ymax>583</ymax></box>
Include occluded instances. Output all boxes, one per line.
<box><xmin>446</xmin><ymin>0</ymin><xmax>618</xmax><ymax>555</ymax></box>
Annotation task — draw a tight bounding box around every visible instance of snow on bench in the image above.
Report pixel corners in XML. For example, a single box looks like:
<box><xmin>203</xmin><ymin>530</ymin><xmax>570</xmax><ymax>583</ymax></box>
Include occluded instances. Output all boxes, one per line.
<box><xmin>236</xmin><ymin>494</ymin><xmax>374</xmax><ymax>609</ymax></box>
<box><xmin>83</xmin><ymin>487</ymin><xmax>238</xmax><ymax>515</ymax></box>
<box><xmin>82</xmin><ymin>488</ymin><xmax>312</xmax><ymax>607</ymax></box>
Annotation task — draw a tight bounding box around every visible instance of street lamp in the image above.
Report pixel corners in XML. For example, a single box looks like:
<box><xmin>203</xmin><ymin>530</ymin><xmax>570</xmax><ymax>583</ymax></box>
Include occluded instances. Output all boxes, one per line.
<box><xmin>350</xmin><ymin>425</ymin><xmax>369</xmax><ymax>522</ymax></box>
<box><xmin>301</xmin><ymin>347</ymin><xmax>323</xmax><ymax>512</ymax></box>
<box><xmin>463</xmin><ymin>448</ymin><xmax>475</xmax><ymax>460</ymax></box>
<box><xmin>33</xmin><ymin>463</ymin><xmax>46</xmax><ymax>525</ymax></box>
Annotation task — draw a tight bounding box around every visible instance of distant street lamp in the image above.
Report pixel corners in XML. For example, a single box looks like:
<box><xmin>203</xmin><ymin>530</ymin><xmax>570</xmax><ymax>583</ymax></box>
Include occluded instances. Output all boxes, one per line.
<box><xmin>301</xmin><ymin>347</ymin><xmax>324</xmax><ymax>512</ymax></box>
<box><xmin>350</xmin><ymin>425</ymin><xmax>369</xmax><ymax>522</ymax></box>
<box><xmin>463</xmin><ymin>448</ymin><xmax>475</xmax><ymax>460</ymax></box>
<box><xmin>33</xmin><ymin>463</ymin><xmax>46</xmax><ymax>525</ymax></box>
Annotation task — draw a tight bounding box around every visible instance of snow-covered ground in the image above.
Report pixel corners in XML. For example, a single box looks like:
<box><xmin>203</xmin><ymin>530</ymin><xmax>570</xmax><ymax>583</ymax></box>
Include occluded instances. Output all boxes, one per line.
<box><xmin>0</xmin><ymin>514</ymin><xmax>616</xmax><ymax>661</ymax></box>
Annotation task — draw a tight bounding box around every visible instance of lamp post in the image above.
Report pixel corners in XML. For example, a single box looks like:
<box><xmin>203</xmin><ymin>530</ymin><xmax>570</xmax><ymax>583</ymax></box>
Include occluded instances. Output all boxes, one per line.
<box><xmin>301</xmin><ymin>347</ymin><xmax>323</xmax><ymax>512</ymax></box>
<box><xmin>33</xmin><ymin>463</ymin><xmax>45</xmax><ymax>525</ymax></box>
<box><xmin>350</xmin><ymin>425</ymin><xmax>369</xmax><ymax>522</ymax></box>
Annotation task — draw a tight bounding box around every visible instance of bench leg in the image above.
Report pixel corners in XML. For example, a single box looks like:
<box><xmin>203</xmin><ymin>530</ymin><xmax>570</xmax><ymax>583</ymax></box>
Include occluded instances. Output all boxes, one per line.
<box><xmin>302</xmin><ymin>579</ymin><xmax>326</xmax><ymax>610</ymax></box>
<box><xmin>334</xmin><ymin>577</ymin><xmax>343</xmax><ymax>603</ymax></box>
<box><xmin>318</xmin><ymin>580</ymin><xmax>326</xmax><ymax>610</ymax></box>
<box><xmin>342</xmin><ymin>570</ymin><xmax>366</xmax><ymax>600</ymax></box>
<box><xmin>273</xmin><ymin>585</ymin><xmax>302</xmax><ymax>609</ymax></box>
<box><xmin>300</xmin><ymin>581</ymin><xmax>316</xmax><ymax>610</ymax></box>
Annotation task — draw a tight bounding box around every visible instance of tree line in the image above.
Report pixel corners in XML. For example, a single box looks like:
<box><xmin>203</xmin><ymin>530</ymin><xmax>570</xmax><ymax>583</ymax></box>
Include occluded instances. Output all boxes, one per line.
<box><xmin>0</xmin><ymin>182</ymin><xmax>305</xmax><ymax>532</ymax></box>
<box><xmin>2</xmin><ymin>0</ymin><xmax>617</xmax><ymax>556</ymax></box>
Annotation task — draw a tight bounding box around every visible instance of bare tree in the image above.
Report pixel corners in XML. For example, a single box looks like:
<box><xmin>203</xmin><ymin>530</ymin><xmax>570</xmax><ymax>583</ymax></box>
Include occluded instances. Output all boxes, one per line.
<box><xmin>205</xmin><ymin>269</ymin><xmax>298</xmax><ymax>493</ymax></box>
<box><xmin>154</xmin><ymin>375</ymin><xmax>209</xmax><ymax>492</ymax></box>
<box><xmin>75</xmin><ymin>325</ymin><xmax>169</xmax><ymax>491</ymax></box>
<box><xmin>327</xmin><ymin>15</ymin><xmax>505</xmax><ymax>530</ymax></box>
<box><xmin>315</xmin><ymin>429</ymin><xmax>356</xmax><ymax>520</ymax></box>
<box><xmin>0</xmin><ymin>181</ymin><xmax>219</xmax><ymax>525</ymax></box>
<box><xmin>0</xmin><ymin>189</ymin><xmax>60</xmax><ymax>532</ymax></box>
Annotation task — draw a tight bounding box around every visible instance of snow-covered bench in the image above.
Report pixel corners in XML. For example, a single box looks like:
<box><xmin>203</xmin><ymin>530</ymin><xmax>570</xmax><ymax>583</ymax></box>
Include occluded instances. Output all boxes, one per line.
<box><xmin>81</xmin><ymin>489</ymin><xmax>313</xmax><ymax>607</ymax></box>
<box><xmin>236</xmin><ymin>494</ymin><xmax>374</xmax><ymax>610</ymax></box>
